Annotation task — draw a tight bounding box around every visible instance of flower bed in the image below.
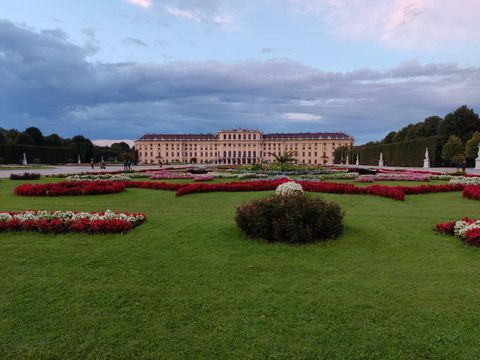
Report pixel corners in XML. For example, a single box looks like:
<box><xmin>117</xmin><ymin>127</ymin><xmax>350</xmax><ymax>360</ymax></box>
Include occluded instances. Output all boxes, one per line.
<box><xmin>0</xmin><ymin>209</ymin><xmax>145</xmax><ymax>234</ymax></box>
<box><xmin>276</xmin><ymin>181</ymin><xmax>304</xmax><ymax>196</ymax></box>
<box><xmin>462</xmin><ymin>185</ymin><xmax>480</xmax><ymax>200</ymax></box>
<box><xmin>449</xmin><ymin>177</ymin><xmax>480</xmax><ymax>185</ymax></box>
<box><xmin>147</xmin><ymin>170</ymin><xmax>193</xmax><ymax>180</ymax></box>
<box><xmin>15</xmin><ymin>181</ymin><xmax>126</xmax><ymax>196</ymax></box>
<box><xmin>397</xmin><ymin>184</ymin><xmax>464</xmax><ymax>195</ymax></box>
<box><xmin>192</xmin><ymin>174</ymin><xmax>214</xmax><ymax>182</ymax></box>
<box><xmin>123</xmin><ymin>181</ymin><xmax>185</xmax><ymax>191</ymax></box>
<box><xmin>355</xmin><ymin>173</ymin><xmax>431</xmax><ymax>183</ymax></box>
<box><xmin>10</xmin><ymin>172</ymin><xmax>41</xmax><ymax>180</ymax></box>
<box><xmin>436</xmin><ymin>217</ymin><xmax>480</xmax><ymax>246</ymax></box>
<box><xmin>65</xmin><ymin>174</ymin><xmax>132</xmax><ymax>182</ymax></box>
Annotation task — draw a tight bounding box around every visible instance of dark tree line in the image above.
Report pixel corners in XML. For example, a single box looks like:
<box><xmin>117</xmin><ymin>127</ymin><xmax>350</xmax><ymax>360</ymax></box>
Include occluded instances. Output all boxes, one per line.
<box><xmin>0</xmin><ymin>127</ymin><xmax>136</xmax><ymax>164</ymax></box>
<box><xmin>336</xmin><ymin>105</ymin><xmax>480</xmax><ymax>167</ymax></box>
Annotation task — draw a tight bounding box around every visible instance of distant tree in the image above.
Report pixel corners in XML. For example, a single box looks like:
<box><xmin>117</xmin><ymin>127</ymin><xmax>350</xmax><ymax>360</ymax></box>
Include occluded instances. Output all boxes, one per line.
<box><xmin>15</xmin><ymin>132</ymin><xmax>35</xmax><ymax>145</ymax></box>
<box><xmin>111</xmin><ymin>142</ymin><xmax>130</xmax><ymax>153</ymax></box>
<box><xmin>44</xmin><ymin>133</ymin><xmax>64</xmax><ymax>147</ymax></box>
<box><xmin>71</xmin><ymin>135</ymin><xmax>94</xmax><ymax>160</ymax></box>
<box><xmin>333</xmin><ymin>146</ymin><xmax>350</xmax><ymax>163</ymax></box>
<box><xmin>439</xmin><ymin>105</ymin><xmax>480</xmax><ymax>143</ymax></box>
<box><xmin>465</xmin><ymin>131</ymin><xmax>480</xmax><ymax>164</ymax></box>
<box><xmin>0</xmin><ymin>131</ymin><xmax>5</xmax><ymax>145</ymax></box>
<box><xmin>5</xmin><ymin>129</ymin><xmax>20</xmax><ymax>143</ymax></box>
<box><xmin>382</xmin><ymin>131</ymin><xmax>397</xmax><ymax>144</ymax></box>
<box><xmin>441</xmin><ymin>135</ymin><xmax>465</xmax><ymax>166</ymax></box>
<box><xmin>422</xmin><ymin>116</ymin><xmax>442</xmax><ymax>137</ymax></box>
<box><xmin>25</xmin><ymin>127</ymin><xmax>44</xmax><ymax>145</ymax></box>
<box><xmin>269</xmin><ymin>150</ymin><xmax>297</xmax><ymax>164</ymax></box>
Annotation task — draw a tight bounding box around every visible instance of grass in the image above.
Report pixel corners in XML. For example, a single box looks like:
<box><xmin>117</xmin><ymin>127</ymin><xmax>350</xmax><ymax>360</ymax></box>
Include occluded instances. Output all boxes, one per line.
<box><xmin>1</xmin><ymin>178</ymin><xmax>480</xmax><ymax>359</ymax></box>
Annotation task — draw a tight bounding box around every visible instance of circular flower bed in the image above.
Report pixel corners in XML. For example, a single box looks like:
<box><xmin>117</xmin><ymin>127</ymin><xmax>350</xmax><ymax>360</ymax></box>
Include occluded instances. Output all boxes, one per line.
<box><xmin>15</xmin><ymin>181</ymin><xmax>126</xmax><ymax>196</ymax></box>
<box><xmin>0</xmin><ymin>209</ymin><xmax>145</xmax><ymax>234</ymax></box>
<box><xmin>275</xmin><ymin>181</ymin><xmax>303</xmax><ymax>197</ymax></box>
<box><xmin>235</xmin><ymin>193</ymin><xmax>344</xmax><ymax>244</ymax></box>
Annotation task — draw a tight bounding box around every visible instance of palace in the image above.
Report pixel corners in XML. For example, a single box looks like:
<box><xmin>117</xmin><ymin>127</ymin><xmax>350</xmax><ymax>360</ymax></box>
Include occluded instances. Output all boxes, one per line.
<box><xmin>135</xmin><ymin>129</ymin><xmax>353</xmax><ymax>165</ymax></box>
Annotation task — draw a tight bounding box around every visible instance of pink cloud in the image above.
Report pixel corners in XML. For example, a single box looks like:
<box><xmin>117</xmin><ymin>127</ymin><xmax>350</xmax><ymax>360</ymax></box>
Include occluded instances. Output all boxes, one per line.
<box><xmin>126</xmin><ymin>0</ymin><xmax>151</xmax><ymax>9</ymax></box>
<box><xmin>290</xmin><ymin>0</ymin><xmax>480</xmax><ymax>48</ymax></box>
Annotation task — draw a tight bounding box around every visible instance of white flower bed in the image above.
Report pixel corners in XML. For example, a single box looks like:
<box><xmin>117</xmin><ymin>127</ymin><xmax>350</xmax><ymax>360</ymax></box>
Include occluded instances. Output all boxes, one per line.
<box><xmin>448</xmin><ymin>177</ymin><xmax>480</xmax><ymax>185</ymax></box>
<box><xmin>431</xmin><ymin>174</ymin><xmax>454</xmax><ymax>181</ymax></box>
<box><xmin>65</xmin><ymin>174</ymin><xmax>132</xmax><ymax>182</ymax></box>
<box><xmin>276</xmin><ymin>181</ymin><xmax>304</xmax><ymax>197</ymax></box>
<box><xmin>454</xmin><ymin>219</ymin><xmax>480</xmax><ymax>237</ymax></box>
<box><xmin>0</xmin><ymin>209</ymin><xmax>145</xmax><ymax>226</ymax></box>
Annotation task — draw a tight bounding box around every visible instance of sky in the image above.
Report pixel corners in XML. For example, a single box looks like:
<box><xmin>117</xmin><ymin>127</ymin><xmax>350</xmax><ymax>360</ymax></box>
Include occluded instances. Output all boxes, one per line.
<box><xmin>0</xmin><ymin>0</ymin><xmax>479</xmax><ymax>144</ymax></box>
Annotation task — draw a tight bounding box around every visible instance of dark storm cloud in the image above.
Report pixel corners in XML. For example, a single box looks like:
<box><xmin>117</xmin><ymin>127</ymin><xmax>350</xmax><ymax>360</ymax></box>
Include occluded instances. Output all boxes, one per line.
<box><xmin>0</xmin><ymin>19</ymin><xmax>479</xmax><ymax>143</ymax></box>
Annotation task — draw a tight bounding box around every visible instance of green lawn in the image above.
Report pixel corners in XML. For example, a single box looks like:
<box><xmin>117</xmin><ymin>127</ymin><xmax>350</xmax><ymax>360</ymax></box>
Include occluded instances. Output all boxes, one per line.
<box><xmin>1</xmin><ymin>178</ymin><xmax>480</xmax><ymax>359</ymax></box>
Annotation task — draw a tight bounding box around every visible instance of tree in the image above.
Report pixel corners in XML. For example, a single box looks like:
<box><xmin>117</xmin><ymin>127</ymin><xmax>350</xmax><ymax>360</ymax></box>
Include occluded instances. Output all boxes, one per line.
<box><xmin>0</xmin><ymin>131</ymin><xmax>5</xmax><ymax>145</ymax></box>
<box><xmin>383</xmin><ymin>131</ymin><xmax>397</xmax><ymax>144</ymax></box>
<box><xmin>439</xmin><ymin>105</ymin><xmax>480</xmax><ymax>143</ymax></box>
<box><xmin>269</xmin><ymin>150</ymin><xmax>297</xmax><ymax>164</ymax></box>
<box><xmin>422</xmin><ymin>116</ymin><xmax>442</xmax><ymax>137</ymax></box>
<box><xmin>14</xmin><ymin>132</ymin><xmax>35</xmax><ymax>145</ymax></box>
<box><xmin>333</xmin><ymin>146</ymin><xmax>351</xmax><ymax>163</ymax></box>
<box><xmin>71</xmin><ymin>135</ymin><xmax>94</xmax><ymax>161</ymax></box>
<box><xmin>441</xmin><ymin>135</ymin><xmax>464</xmax><ymax>166</ymax></box>
<box><xmin>44</xmin><ymin>133</ymin><xmax>64</xmax><ymax>146</ymax></box>
<box><xmin>25</xmin><ymin>127</ymin><xmax>44</xmax><ymax>145</ymax></box>
<box><xmin>111</xmin><ymin>142</ymin><xmax>130</xmax><ymax>153</ymax></box>
<box><xmin>465</xmin><ymin>131</ymin><xmax>480</xmax><ymax>165</ymax></box>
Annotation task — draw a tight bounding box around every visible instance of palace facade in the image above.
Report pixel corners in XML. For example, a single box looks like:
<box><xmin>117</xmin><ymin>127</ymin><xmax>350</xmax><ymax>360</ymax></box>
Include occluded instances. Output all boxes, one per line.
<box><xmin>135</xmin><ymin>129</ymin><xmax>353</xmax><ymax>165</ymax></box>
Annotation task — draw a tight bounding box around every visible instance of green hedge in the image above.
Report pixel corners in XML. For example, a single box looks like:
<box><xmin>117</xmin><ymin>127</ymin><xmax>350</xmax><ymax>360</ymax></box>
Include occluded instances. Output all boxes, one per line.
<box><xmin>354</xmin><ymin>136</ymin><xmax>444</xmax><ymax>167</ymax></box>
<box><xmin>0</xmin><ymin>144</ymin><xmax>76</xmax><ymax>164</ymax></box>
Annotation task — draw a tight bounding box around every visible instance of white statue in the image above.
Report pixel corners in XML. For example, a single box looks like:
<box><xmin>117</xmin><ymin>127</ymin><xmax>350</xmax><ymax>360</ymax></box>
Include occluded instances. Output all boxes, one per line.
<box><xmin>346</xmin><ymin>155</ymin><xmax>349</xmax><ymax>165</ymax></box>
<box><xmin>423</xmin><ymin>147</ymin><xmax>430</xmax><ymax>169</ymax></box>
<box><xmin>378</xmin><ymin>152</ymin><xmax>384</xmax><ymax>167</ymax></box>
<box><xmin>475</xmin><ymin>143</ymin><xmax>480</xmax><ymax>170</ymax></box>
<box><xmin>355</xmin><ymin>155</ymin><xmax>359</xmax><ymax>166</ymax></box>
<box><xmin>22</xmin><ymin>152</ymin><xmax>27</xmax><ymax>166</ymax></box>
<box><xmin>77</xmin><ymin>154</ymin><xmax>81</xmax><ymax>165</ymax></box>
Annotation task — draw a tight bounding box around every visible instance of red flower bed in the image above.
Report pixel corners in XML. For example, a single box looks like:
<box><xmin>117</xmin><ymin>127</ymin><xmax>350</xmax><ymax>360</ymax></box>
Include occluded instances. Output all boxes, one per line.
<box><xmin>463</xmin><ymin>185</ymin><xmax>480</xmax><ymax>200</ymax></box>
<box><xmin>124</xmin><ymin>181</ymin><xmax>185</xmax><ymax>191</ymax></box>
<box><xmin>0</xmin><ymin>210</ymin><xmax>146</xmax><ymax>234</ymax></box>
<box><xmin>397</xmin><ymin>184</ymin><xmax>465</xmax><ymax>195</ymax></box>
<box><xmin>15</xmin><ymin>181</ymin><xmax>125</xmax><ymax>196</ymax></box>
<box><xmin>464</xmin><ymin>228</ymin><xmax>480</xmax><ymax>246</ymax></box>
<box><xmin>175</xmin><ymin>179</ymin><xmax>285</xmax><ymax>197</ymax></box>
<box><xmin>435</xmin><ymin>221</ymin><xmax>455</xmax><ymax>235</ymax></box>
<box><xmin>175</xmin><ymin>179</ymin><xmax>406</xmax><ymax>200</ymax></box>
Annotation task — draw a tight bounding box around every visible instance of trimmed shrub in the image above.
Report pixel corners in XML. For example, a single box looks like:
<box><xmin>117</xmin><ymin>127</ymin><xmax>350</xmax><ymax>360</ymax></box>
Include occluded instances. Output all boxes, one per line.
<box><xmin>10</xmin><ymin>172</ymin><xmax>41</xmax><ymax>180</ymax></box>
<box><xmin>235</xmin><ymin>193</ymin><xmax>344</xmax><ymax>244</ymax></box>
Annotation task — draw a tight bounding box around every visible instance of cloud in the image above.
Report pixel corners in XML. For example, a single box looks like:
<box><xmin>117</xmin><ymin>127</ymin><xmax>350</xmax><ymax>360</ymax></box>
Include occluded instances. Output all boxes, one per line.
<box><xmin>261</xmin><ymin>48</ymin><xmax>275</xmax><ymax>53</ymax></box>
<box><xmin>123</xmin><ymin>37</ymin><xmax>149</xmax><ymax>48</ymax></box>
<box><xmin>289</xmin><ymin>0</ymin><xmax>480</xmax><ymax>48</ymax></box>
<box><xmin>0</xmin><ymin>20</ymin><xmax>479</xmax><ymax>143</ymax></box>
<box><xmin>164</xmin><ymin>1</ymin><xmax>238</xmax><ymax>28</ymax></box>
<box><xmin>126</xmin><ymin>0</ymin><xmax>151</xmax><ymax>8</ymax></box>
<box><xmin>282</xmin><ymin>113</ymin><xmax>323</xmax><ymax>121</ymax></box>
<box><xmin>93</xmin><ymin>139</ymin><xmax>135</xmax><ymax>147</ymax></box>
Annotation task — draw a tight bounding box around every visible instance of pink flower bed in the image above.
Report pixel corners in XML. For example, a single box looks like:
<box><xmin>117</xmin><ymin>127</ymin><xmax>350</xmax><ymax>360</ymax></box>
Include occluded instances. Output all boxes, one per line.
<box><xmin>147</xmin><ymin>170</ymin><xmax>213</xmax><ymax>182</ymax></box>
<box><xmin>147</xmin><ymin>170</ymin><xmax>193</xmax><ymax>180</ymax></box>
<box><xmin>15</xmin><ymin>181</ymin><xmax>126</xmax><ymax>196</ymax></box>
